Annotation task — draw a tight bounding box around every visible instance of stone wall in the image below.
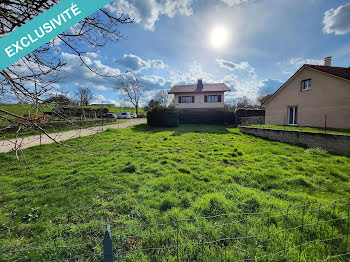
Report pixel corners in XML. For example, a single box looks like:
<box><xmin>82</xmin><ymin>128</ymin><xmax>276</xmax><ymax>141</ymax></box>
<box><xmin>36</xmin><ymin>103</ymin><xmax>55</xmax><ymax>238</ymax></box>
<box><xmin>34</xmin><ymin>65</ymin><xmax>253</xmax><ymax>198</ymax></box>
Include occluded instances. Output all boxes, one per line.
<box><xmin>239</xmin><ymin>127</ymin><xmax>350</xmax><ymax>157</ymax></box>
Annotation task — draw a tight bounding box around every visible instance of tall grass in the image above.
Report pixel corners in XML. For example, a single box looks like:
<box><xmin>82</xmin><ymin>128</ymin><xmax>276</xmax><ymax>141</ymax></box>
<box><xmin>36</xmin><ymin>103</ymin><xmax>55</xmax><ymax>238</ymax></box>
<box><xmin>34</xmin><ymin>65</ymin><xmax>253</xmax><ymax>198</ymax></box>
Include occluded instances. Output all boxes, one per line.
<box><xmin>0</xmin><ymin>124</ymin><xmax>349</xmax><ymax>261</ymax></box>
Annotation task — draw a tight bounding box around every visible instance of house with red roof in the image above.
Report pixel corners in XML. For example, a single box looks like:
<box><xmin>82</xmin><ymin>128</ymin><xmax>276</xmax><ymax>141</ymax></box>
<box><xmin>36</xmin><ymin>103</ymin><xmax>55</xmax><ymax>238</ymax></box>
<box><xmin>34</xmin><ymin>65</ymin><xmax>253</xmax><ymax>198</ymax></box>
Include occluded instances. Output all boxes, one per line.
<box><xmin>263</xmin><ymin>57</ymin><xmax>350</xmax><ymax>129</ymax></box>
<box><xmin>168</xmin><ymin>79</ymin><xmax>230</xmax><ymax>111</ymax></box>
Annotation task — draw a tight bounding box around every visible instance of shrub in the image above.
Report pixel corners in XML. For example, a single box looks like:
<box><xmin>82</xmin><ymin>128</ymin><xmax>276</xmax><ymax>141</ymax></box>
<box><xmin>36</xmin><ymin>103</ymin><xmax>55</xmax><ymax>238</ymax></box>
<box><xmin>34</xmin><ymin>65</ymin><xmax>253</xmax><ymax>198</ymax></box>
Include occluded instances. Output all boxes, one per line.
<box><xmin>305</xmin><ymin>147</ymin><xmax>328</xmax><ymax>156</ymax></box>
<box><xmin>147</xmin><ymin>105</ymin><xmax>179</xmax><ymax>127</ymax></box>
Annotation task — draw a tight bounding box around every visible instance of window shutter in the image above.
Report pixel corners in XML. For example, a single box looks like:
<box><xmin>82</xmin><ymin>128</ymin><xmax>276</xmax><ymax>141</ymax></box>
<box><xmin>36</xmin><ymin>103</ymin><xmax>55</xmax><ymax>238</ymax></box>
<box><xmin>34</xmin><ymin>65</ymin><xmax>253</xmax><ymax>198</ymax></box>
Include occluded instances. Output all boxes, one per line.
<box><xmin>204</xmin><ymin>95</ymin><xmax>207</xmax><ymax>102</ymax></box>
<box><xmin>178</xmin><ymin>96</ymin><xmax>181</xmax><ymax>103</ymax></box>
<box><xmin>218</xmin><ymin>95</ymin><xmax>222</xmax><ymax>102</ymax></box>
<box><xmin>192</xmin><ymin>96</ymin><xmax>195</xmax><ymax>103</ymax></box>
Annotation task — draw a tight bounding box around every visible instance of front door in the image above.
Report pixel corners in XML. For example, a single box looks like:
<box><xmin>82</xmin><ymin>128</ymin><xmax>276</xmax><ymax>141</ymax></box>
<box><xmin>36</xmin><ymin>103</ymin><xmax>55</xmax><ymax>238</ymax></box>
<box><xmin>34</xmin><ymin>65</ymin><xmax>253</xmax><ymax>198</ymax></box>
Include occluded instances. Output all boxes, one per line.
<box><xmin>288</xmin><ymin>106</ymin><xmax>298</xmax><ymax>125</ymax></box>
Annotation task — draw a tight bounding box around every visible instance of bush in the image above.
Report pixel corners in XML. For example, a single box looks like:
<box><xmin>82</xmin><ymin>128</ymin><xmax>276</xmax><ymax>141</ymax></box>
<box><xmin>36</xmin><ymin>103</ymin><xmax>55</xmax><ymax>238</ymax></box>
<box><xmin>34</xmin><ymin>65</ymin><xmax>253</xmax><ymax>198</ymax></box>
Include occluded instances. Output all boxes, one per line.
<box><xmin>147</xmin><ymin>105</ymin><xmax>179</xmax><ymax>127</ymax></box>
<box><xmin>178</xmin><ymin>110</ymin><xmax>235</xmax><ymax>125</ymax></box>
<box><xmin>305</xmin><ymin>147</ymin><xmax>328</xmax><ymax>156</ymax></box>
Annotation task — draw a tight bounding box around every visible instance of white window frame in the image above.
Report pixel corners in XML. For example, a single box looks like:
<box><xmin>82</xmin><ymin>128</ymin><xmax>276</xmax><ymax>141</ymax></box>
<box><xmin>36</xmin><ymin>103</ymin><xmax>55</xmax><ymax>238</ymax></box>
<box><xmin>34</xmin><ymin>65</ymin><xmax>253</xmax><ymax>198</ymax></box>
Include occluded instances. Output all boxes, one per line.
<box><xmin>288</xmin><ymin>106</ymin><xmax>298</xmax><ymax>126</ymax></box>
<box><xmin>181</xmin><ymin>96</ymin><xmax>193</xmax><ymax>103</ymax></box>
<box><xmin>207</xmin><ymin>95</ymin><xmax>219</xmax><ymax>102</ymax></box>
<box><xmin>301</xmin><ymin>79</ymin><xmax>312</xmax><ymax>92</ymax></box>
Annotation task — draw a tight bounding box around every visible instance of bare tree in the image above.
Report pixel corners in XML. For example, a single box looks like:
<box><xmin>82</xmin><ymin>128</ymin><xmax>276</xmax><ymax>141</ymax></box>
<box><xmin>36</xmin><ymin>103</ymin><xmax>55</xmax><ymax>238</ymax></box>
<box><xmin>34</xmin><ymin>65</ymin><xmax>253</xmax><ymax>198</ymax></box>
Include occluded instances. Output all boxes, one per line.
<box><xmin>118</xmin><ymin>75</ymin><xmax>145</xmax><ymax>115</ymax></box>
<box><xmin>0</xmin><ymin>0</ymin><xmax>132</xmax><ymax>114</ymax></box>
<box><xmin>0</xmin><ymin>1</ymin><xmax>133</xmax><ymax>153</ymax></box>
<box><xmin>155</xmin><ymin>90</ymin><xmax>172</xmax><ymax>106</ymax></box>
<box><xmin>234</xmin><ymin>97</ymin><xmax>256</xmax><ymax>109</ymax></box>
<box><xmin>75</xmin><ymin>87</ymin><xmax>93</xmax><ymax>106</ymax></box>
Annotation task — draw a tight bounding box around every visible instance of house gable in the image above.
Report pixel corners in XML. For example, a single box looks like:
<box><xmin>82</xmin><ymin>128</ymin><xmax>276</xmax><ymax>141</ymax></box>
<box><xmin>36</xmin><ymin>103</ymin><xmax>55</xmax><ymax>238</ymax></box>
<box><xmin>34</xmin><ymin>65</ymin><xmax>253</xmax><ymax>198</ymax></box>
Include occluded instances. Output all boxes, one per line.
<box><xmin>263</xmin><ymin>65</ymin><xmax>350</xmax><ymax>106</ymax></box>
<box><xmin>169</xmin><ymin>80</ymin><xmax>230</xmax><ymax>110</ymax></box>
<box><xmin>264</xmin><ymin>66</ymin><xmax>350</xmax><ymax>128</ymax></box>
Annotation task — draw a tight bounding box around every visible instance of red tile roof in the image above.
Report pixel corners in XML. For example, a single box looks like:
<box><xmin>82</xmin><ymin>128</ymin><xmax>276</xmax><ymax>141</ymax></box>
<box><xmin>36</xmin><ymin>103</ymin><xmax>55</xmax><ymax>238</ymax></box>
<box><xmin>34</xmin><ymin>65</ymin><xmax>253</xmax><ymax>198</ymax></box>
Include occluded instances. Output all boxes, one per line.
<box><xmin>169</xmin><ymin>83</ymin><xmax>230</xmax><ymax>94</ymax></box>
<box><xmin>305</xmin><ymin>65</ymin><xmax>350</xmax><ymax>81</ymax></box>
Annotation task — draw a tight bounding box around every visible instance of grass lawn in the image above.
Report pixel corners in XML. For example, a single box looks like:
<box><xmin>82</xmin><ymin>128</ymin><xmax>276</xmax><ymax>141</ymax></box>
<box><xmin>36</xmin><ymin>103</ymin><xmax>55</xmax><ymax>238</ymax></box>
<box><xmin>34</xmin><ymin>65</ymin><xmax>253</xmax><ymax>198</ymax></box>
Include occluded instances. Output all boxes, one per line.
<box><xmin>0</xmin><ymin>124</ymin><xmax>349</xmax><ymax>261</ymax></box>
<box><xmin>247</xmin><ymin>124</ymin><xmax>350</xmax><ymax>136</ymax></box>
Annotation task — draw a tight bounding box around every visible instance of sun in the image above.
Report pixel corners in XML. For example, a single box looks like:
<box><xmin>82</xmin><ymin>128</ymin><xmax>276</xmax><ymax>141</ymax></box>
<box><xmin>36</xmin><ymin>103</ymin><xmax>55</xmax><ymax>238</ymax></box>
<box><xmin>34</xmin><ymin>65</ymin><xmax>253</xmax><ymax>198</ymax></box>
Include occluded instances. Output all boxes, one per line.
<box><xmin>210</xmin><ymin>26</ymin><xmax>228</xmax><ymax>49</ymax></box>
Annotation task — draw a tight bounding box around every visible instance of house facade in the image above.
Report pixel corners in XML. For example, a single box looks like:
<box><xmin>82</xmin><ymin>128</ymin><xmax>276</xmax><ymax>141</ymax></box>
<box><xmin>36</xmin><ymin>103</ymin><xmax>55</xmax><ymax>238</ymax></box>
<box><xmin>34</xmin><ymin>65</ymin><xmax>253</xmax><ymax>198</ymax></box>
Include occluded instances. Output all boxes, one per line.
<box><xmin>168</xmin><ymin>79</ymin><xmax>230</xmax><ymax>111</ymax></box>
<box><xmin>263</xmin><ymin>58</ymin><xmax>350</xmax><ymax>129</ymax></box>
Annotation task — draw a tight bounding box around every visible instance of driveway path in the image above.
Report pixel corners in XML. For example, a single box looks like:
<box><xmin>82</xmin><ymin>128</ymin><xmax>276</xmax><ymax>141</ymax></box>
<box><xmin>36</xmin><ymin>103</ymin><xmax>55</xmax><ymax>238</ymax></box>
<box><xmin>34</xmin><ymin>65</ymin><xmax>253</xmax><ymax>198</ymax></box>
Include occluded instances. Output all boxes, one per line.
<box><xmin>0</xmin><ymin>118</ymin><xmax>146</xmax><ymax>153</ymax></box>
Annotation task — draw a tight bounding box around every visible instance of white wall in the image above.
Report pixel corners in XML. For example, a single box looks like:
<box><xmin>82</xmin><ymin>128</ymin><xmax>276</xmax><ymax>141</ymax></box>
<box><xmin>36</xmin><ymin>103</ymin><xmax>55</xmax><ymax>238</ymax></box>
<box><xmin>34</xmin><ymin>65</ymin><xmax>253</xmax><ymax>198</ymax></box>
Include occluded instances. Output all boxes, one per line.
<box><xmin>174</xmin><ymin>92</ymin><xmax>225</xmax><ymax>109</ymax></box>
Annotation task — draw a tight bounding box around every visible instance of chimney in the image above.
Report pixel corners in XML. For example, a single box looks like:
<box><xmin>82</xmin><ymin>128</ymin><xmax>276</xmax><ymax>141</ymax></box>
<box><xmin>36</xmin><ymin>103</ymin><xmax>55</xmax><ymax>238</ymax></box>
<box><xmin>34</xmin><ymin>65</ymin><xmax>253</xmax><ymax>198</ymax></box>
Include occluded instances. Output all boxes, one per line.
<box><xmin>324</xmin><ymin>56</ymin><xmax>332</xmax><ymax>67</ymax></box>
<box><xmin>197</xmin><ymin>78</ymin><xmax>203</xmax><ymax>90</ymax></box>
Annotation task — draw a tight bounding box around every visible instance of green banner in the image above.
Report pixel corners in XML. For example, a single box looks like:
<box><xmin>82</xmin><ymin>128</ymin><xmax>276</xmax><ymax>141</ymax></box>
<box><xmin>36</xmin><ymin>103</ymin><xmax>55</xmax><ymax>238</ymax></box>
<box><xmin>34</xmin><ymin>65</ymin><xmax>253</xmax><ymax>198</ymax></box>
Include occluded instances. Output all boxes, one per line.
<box><xmin>0</xmin><ymin>0</ymin><xmax>114</xmax><ymax>72</ymax></box>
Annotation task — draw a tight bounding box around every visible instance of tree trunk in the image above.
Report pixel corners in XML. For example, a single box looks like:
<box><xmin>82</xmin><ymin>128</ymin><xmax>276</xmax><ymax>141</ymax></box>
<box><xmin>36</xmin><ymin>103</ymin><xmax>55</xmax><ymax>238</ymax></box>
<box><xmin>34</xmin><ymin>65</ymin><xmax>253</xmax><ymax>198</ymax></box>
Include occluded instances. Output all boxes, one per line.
<box><xmin>135</xmin><ymin>103</ymin><xmax>139</xmax><ymax>115</ymax></box>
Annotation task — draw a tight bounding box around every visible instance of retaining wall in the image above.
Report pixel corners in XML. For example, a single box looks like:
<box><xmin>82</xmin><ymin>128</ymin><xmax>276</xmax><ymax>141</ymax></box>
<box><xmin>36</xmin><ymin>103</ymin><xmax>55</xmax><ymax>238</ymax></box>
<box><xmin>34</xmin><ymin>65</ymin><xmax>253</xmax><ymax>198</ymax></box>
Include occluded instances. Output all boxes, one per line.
<box><xmin>239</xmin><ymin>127</ymin><xmax>350</xmax><ymax>157</ymax></box>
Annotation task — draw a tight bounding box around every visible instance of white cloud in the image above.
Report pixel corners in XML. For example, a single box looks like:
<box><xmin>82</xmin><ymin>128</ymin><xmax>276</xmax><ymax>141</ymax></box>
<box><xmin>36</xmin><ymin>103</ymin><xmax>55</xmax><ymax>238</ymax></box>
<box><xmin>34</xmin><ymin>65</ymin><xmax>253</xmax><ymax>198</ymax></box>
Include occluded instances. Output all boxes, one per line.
<box><xmin>115</xmin><ymin>54</ymin><xmax>165</xmax><ymax>71</ymax></box>
<box><xmin>258</xmin><ymin>79</ymin><xmax>283</xmax><ymax>95</ymax></box>
<box><xmin>170</xmin><ymin>61</ymin><xmax>214</xmax><ymax>85</ymax></box>
<box><xmin>108</xmin><ymin>0</ymin><xmax>193</xmax><ymax>31</ymax></box>
<box><xmin>150</xmin><ymin>59</ymin><xmax>165</xmax><ymax>69</ymax></box>
<box><xmin>92</xmin><ymin>94</ymin><xmax>119</xmax><ymax>106</ymax></box>
<box><xmin>115</xmin><ymin>54</ymin><xmax>150</xmax><ymax>71</ymax></box>
<box><xmin>278</xmin><ymin>57</ymin><xmax>324</xmax><ymax>75</ymax></box>
<box><xmin>323</xmin><ymin>3</ymin><xmax>350</xmax><ymax>35</ymax></box>
<box><xmin>222</xmin><ymin>74</ymin><xmax>260</xmax><ymax>101</ymax></box>
<box><xmin>220</xmin><ymin>0</ymin><xmax>251</xmax><ymax>7</ymax></box>
<box><xmin>59</xmin><ymin>52</ymin><xmax>121</xmax><ymax>91</ymax></box>
<box><xmin>216</xmin><ymin>58</ymin><xmax>255</xmax><ymax>73</ymax></box>
<box><xmin>289</xmin><ymin>58</ymin><xmax>323</xmax><ymax>67</ymax></box>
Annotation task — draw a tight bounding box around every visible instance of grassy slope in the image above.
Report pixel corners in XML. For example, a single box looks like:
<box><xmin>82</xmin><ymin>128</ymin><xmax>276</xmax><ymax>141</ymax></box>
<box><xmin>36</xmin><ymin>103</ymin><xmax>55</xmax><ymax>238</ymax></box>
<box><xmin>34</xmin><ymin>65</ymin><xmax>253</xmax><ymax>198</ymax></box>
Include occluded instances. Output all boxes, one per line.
<box><xmin>248</xmin><ymin>124</ymin><xmax>350</xmax><ymax>136</ymax></box>
<box><xmin>0</xmin><ymin>104</ymin><xmax>145</xmax><ymax>117</ymax></box>
<box><xmin>0</xmin><ymin>125</ymin><xmax>349</xmax><ymax>261</ymax></box>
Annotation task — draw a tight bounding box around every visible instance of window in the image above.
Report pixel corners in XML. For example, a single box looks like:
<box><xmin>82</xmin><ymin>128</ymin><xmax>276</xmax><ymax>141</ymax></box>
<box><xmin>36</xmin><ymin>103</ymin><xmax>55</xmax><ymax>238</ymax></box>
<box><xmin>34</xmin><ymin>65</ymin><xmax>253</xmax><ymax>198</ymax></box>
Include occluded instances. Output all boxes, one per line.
<box><xmin>288</xmin><ymin>106</ymin><xmax>298</xmax><ymax>125</ymax></box>
<box><xmin>204</xmin><ymin>95</ymin><xmax>222</xmax><ymax>103</ymax></box>
<box><xmin>301</xmin><ymin>79</ymin><xmax>312</xmax><ymax>91</ymax></box>
<box><xmin>178</xmin><ymin>96</ymin><xmax>194</xmax><ymax>103</ymax></box>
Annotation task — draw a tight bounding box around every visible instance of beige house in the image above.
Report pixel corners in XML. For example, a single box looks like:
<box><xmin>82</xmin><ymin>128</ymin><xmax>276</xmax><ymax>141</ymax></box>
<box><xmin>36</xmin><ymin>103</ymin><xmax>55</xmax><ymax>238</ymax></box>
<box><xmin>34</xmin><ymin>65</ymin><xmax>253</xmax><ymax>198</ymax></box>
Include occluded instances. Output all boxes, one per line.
<box><xmin>263</xmin><ymin>57</ymin><xmax>350</xmax><ymax>129</ymax></box>
<box><xmin>168</xmin><ymin>79</ymin><xmax>230</xmax><ymax>111</ymax></box>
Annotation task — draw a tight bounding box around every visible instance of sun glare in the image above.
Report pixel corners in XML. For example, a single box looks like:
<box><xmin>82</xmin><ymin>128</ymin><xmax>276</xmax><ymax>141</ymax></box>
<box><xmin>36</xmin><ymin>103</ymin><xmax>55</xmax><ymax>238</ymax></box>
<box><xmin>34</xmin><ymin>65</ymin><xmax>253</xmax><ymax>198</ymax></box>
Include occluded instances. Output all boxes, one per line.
<box><xmin>210</xmin><ymin>26</ymin><xmax>228</xmax><ymax>49</ymax></box>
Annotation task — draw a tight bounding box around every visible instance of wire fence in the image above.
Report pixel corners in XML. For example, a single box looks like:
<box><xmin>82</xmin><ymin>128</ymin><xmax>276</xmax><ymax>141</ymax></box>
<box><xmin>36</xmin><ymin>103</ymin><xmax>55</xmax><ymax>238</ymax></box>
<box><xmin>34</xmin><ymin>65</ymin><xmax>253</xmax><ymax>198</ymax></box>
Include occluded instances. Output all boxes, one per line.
<box><xmin>1</xmin><ymin>198</ymin><xmax>349</xmax><ymax>261</ymax></box>
<box><xmin>240</xmin><ymin>113</ymin><xmax>350</xmax><ymax>136</ymax></box>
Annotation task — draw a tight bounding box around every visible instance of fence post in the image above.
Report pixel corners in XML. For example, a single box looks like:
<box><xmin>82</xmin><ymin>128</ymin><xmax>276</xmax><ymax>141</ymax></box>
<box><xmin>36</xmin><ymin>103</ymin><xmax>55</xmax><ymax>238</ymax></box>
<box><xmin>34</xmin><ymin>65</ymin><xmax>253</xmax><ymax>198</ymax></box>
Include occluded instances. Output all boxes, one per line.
<box><xmin>299</xmin><ymin>204</ymin><xmax>306</xmax><ymax>262</ymax></box>
<box><xmin>314</xmin><ymin>203</ymin><xmax>322</xmax><ymax>260</ymax></box>
<box><xmin>176</xmin><ymin>220</ymin><xmax>179</xmax><ymax>262</ymax></box>
<box><xmin>265</xmin><ymin>208</ymin><xmax>271</xmax><ymax>262</ymax></box>
<box><xmin>330</xmin><ymin>204</ymin><xmax>336</xmax><ymax>261</ymax></box>
<box><xmin>347</xmin><ymin>202</ymin><xmax>349</xmax><ymax>256</ymax></box>
<box><xmin>245</xmin><ymin>213</ymin><xmax>248</xmax><ymax>261</ymax></box>
<box><xmin>283</xmin><ymin>206</ymin><xmax>290</xmax><ymax>258</ymax></box>
<box><xmin>103</xmin><ymin>225</ymin><xmax>114</xmax><ymax>262</ymax></box>
<box><xmin>324</xmin><ymin>114</ymin><xmax>327</xmax><ymax>134</ymax></box>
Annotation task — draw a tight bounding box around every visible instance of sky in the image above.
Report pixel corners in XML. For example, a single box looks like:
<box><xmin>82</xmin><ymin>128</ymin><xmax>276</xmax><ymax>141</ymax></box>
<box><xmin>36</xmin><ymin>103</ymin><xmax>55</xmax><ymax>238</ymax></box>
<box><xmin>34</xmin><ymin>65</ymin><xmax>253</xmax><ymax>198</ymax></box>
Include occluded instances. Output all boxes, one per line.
<box><xmin>44</xmin><ymin>0</ymin><xmax>350</xmax><ymax>106</ymax></box>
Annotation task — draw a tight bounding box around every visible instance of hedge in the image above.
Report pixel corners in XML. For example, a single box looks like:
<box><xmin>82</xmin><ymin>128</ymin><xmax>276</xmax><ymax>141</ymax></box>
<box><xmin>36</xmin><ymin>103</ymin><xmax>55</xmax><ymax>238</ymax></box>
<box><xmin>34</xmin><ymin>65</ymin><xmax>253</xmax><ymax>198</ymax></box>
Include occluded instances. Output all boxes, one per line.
<box><xmin>147</xmin><ymin>106</ymin><xmax>179</xmax><ymax>127</ymax></box>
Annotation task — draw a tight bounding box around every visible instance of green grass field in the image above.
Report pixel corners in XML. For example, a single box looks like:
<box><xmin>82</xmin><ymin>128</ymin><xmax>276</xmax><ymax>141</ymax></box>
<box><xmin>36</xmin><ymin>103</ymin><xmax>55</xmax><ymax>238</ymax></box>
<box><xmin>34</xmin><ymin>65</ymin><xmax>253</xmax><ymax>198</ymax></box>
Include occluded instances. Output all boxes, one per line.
<box><xmin>0</xmin><ymin>124</ymin><xmax>349</xmax><ymax>261</ymax></box>
<box><xmin>248</xmin><ymin>124</ymin><xmax>350</xmax><ymax>136</ymax></box>
<box><xmin>0</xmin><ymin>104</ymin><xmax>145</xmax><ymax>117</ymax></box>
